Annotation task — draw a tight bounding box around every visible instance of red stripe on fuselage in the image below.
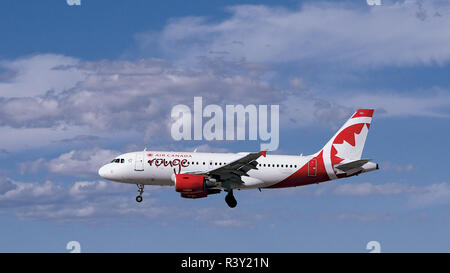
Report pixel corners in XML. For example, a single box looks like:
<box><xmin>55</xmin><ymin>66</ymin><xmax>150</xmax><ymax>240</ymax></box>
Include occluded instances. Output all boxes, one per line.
<box><xmin>266</xmin><ymin>151</ymin><xmax>330</xmax><ymax>188</ymax></box>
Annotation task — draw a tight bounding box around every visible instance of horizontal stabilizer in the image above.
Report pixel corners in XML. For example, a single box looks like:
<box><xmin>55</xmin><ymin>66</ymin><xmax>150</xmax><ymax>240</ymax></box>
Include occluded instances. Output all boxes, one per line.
<box><xmin>335</xmin><ymin>159</ymin><xmax>371</xmax><ymax>172</ymax></box>
<box><xmin>334</xmin><ymin>159</ymin><xmax>376</xmax><ymax>175</ymax></box>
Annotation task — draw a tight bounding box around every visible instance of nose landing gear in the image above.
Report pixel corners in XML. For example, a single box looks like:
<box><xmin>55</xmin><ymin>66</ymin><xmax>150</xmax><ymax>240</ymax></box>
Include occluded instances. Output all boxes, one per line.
<box><xmin>136</xmin><ymin>184</ymin><xmax>144</xmax><ymax>203</ymax></box>
<box><xmin>225</xmin><ymin>190</ymin><xmax>237</xmax><ymax>208</ymax></box>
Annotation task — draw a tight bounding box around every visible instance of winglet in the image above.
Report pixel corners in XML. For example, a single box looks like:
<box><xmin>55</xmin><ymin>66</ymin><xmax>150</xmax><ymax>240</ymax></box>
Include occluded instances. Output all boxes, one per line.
<box><xmin>259</xmin><ymin>150</ymin><xmax>267</xmax><ymax>157</ymax></box>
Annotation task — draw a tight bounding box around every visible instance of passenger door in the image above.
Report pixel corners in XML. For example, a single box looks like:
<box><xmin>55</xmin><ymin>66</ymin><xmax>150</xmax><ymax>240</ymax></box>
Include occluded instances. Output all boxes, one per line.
<box><xmin>134</xmin><ymin>152</ymin><xmax>144</xmax><ymax>171</ymax></box>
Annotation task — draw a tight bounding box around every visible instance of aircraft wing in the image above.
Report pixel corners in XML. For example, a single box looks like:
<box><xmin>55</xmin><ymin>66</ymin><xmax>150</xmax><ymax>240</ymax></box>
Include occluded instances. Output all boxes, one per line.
<box><xmin>204</xmin><ymin>151</ymin><xmax>266</xmax><ymax>189</ymax></box>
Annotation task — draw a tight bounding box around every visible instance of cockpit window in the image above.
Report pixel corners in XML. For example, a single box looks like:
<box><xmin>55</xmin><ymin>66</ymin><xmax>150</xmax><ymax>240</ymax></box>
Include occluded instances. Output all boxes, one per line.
<box><xmin>111</xmin><ymin>158</ymin><xmax>125</xmax><ymax>163</ymax></box>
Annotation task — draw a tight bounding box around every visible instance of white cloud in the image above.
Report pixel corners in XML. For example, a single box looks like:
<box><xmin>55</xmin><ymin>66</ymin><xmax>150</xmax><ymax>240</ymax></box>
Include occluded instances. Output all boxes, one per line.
<box><xmin>409</xmin><ymin>182</ymin><xmax>450</xmax><ymax>207</ymax></box>
<box><xmin>69</xmin><ymin>181</ymin><xmax>117</xmax><ymax>198</ymax></box>
<box><xmin>20</xmin><ymin>148</ymin><xmax>119</xmax><ymax>178</ymax></box>
<box><xmin>0</xmin><ymin>179</ymin><xmax>64</xmax><ymax>206</ymax></box>
<box><xmin>0</xmin><ymin>55</ymin><xmax>280</xmax><ymax>138</ymax></box>
<box><xmin>254</xmin><ymin>179</ymin><xmax>450</xmax><ymax>209</ymax></box>
<box><xmin>0</xmin><ymin>54</ymin><xmax>85</xmax><ymax>98</ymax></box>
<box><xmin>332</xmin><ymin>182</ymin><xmax>415</xmax><ymax>196</ymax></box>
<box><xmin>0</xmin><ymin>52</ymin><xmax>448</xmax><ymax>148</ymax></box>
<box><xmin>0</xmin><ymin>125</ymin><xmax>94</xmax><ymax>153</ymax></box>
<box><xmin>140</xmin><ymin>1</ymin><xmax>450</xmax><ymax>67</ymax></box>
<box><xmin>47</xmin><ymin>149</ymin><xmax>118</xmax><ymax>177</ymax></box>
<box><xmin>0</xmin><ymin>177</ymin><xmax>268</xmax><ymax>226</ymax></box>
<box><xmin>316</xmin><ymin>181</ymin><xmax>450</xmax><ymax>208</ymax></box>
<box><xmin>0</xmin><ymin>177</ymin><xmax>158</xmax><ymax>221</ymax></box>
<box><xmin>280</xmin><ymin>90</ymin><xmax>450</xmax><ymax>130</ymax></box>
<box><xmin>281</xmin><ymin>95</ymin><xmax>354</xmax><ymax>129</ymax></box>
<box><xmin>333</xmin><ymin>91</ymin><xmax>450</xmax><ymax>118</ymax></box>
<box><xmin>380</xmin><ymin>162</ymin><xmax>414</xmax><ymax>172</ymax></box>
<box><xmin>1</xmin><ymin>177</ymin><xmax>449</xmax><ymax>225</ymax></box>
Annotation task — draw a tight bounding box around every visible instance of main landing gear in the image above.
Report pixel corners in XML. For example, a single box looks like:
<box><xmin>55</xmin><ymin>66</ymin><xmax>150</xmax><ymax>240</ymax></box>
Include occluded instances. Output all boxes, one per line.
<box><xmin>225</xmin><ymin>190</ymin><xmax>237</xmax><ymax>208</ymax></box>
<box><xmin>136</xmin><ymin>184</ymin><xmax>144</xmax><ymax>203</ymax></box>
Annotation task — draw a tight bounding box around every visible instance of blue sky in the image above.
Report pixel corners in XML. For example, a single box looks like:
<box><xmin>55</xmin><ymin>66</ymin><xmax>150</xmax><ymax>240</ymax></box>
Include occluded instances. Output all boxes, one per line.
<box><xmin>1</xmin><ymin>0</ymin><xmax>450</xmax><ymax>252</ymax></box>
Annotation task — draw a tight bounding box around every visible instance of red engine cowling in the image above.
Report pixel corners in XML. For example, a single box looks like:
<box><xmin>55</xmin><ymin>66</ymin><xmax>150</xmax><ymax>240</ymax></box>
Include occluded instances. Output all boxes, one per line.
<box><xmin>175</xmin><ymin>174</ymin><xmax>208</xmax><ymax>199</ymax></box>
<box><xmin>180</xmin><ymin>192</ymin><xmax>208</xmax><ymax>199</ymax></box>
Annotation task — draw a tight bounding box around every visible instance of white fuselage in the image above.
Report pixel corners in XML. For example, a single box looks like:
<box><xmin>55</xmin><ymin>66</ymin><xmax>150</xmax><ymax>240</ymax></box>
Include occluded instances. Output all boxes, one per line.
<box><xmin>98</xmin><ymin>151</ymin><xmax>313</xmax><ymax>189</ymax></box>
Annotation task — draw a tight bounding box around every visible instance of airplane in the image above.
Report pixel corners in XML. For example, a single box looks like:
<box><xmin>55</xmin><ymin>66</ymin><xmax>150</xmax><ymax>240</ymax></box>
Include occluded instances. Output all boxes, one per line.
<box><xmin>98</xmin><ymin>109</ymin><xmax>378</xmax><ymax>208</ymax></box>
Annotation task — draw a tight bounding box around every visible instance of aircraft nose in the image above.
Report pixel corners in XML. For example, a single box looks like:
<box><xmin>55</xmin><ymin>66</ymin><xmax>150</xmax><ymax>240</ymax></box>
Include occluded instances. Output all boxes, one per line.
<box><xmin>98</xmin><ymin>165</ymin><xmax>108</xmax><ymax>179</ymax></box>
<box><xmin>98</xmin><ymin>164</ymin><xmax>120</xmax><ymax>181</ymax></box>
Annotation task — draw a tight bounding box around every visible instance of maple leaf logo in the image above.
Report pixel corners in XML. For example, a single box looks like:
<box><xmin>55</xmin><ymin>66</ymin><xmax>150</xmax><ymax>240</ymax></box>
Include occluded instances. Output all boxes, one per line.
<box><xmin>333</xmin><ymin>124</ymin><xmax>369</xmax><ymax>160</ymax></box>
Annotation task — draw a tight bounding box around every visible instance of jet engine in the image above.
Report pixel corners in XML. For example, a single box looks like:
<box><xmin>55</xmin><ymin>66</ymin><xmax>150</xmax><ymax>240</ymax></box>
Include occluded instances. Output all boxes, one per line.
<box><xmin>175</xmin><ymin>174</ymin><xmax>208</xmax><ymax>199</ymax></box>
<box><xmin>175</xmin><ymin>174</ymin><xmax>222</xmax><ymax>199</ymax></box>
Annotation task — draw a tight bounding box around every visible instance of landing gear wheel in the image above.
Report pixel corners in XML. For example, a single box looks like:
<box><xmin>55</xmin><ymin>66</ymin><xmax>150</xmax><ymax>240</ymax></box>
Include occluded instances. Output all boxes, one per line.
<box><xmin>225</xmin><ymin>190</ymin><xmax>237</xmax><ymax>208</ymax></box>
<box><xmin>136</xmin><ymin>184</ymin><xmax>144</xmax><ymax>203</ymax></box>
